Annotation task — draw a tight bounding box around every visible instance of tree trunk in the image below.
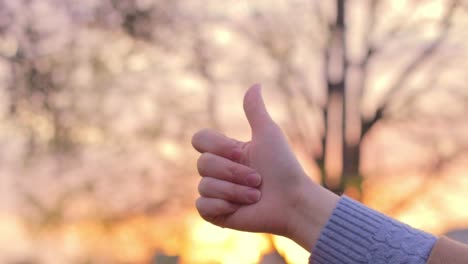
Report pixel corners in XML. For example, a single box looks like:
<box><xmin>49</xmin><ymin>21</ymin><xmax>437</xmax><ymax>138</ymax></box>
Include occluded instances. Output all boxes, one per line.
<box><xmin>342</xmin><ymin>141</ymin><xmax>362</xmax><ymax>198</ymax></box>
<box><xmin>323</xmin><ymin>0</ymin><xmax>348</xmax><ymax>194</ymax></box>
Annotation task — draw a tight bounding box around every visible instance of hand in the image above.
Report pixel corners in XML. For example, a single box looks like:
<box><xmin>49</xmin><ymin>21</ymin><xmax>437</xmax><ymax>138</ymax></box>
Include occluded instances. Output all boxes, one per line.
<box><xmin>192</xmin><ymin>84</ymin><xmax>339</xmax><ymax>251</ymax></box>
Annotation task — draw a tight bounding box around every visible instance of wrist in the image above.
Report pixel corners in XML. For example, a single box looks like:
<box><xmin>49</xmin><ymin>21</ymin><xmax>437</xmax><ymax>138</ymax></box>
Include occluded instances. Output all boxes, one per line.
<box><xmin>286</xmin><ymin>177</ymin><xmax>339</xmax><ymax>251</ymax></box>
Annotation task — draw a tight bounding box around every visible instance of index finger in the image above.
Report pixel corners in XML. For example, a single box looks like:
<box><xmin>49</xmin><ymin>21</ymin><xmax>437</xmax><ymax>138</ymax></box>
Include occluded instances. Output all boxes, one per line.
<box><xmin>191</xmin><ymin>128</ymin><xmax>244</xmax><ymax>161</ymax></box>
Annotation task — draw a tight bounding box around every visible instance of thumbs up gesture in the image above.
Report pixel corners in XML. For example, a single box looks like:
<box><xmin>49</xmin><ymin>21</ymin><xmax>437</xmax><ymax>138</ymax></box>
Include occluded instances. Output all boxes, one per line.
<box><xmin>192</xmin><ymin>84</ymin><xmax>338</xmax><ymax>251</ymax></box>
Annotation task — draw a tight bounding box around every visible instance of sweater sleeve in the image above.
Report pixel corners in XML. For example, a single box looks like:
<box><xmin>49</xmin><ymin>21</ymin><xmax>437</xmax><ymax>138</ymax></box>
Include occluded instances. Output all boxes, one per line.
<box><xmin>309</xmin><ymin>196</ymin><xmax>437</xmax><ymax>264</ymax></box>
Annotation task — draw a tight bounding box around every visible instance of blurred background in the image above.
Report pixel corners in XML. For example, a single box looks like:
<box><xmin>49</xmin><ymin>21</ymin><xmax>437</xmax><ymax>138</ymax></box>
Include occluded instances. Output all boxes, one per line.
<box><xmin>0</xmin><ymin>0</ymin><xmax>468</xmax><ymax>263</ymax></box>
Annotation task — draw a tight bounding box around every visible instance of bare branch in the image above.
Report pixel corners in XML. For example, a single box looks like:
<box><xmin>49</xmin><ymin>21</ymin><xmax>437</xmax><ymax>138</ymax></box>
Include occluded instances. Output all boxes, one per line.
<box><xmin>364</xmin><ymin>0</ymin><xmax>459</xmax><ymax>132</ymax></box>
<box><xmin>371</xmin><ymin>0</ymin><xmax>425</xmax><ymax>54</ymax></box>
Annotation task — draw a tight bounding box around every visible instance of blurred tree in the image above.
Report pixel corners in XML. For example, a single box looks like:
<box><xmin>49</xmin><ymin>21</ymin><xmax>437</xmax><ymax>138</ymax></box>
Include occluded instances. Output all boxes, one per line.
<box><xmin>321</xmin><ymin>0</ymin><xmax>460</xmax><ymax>196</ymax></box>
<box><xmin>236</xmin><ymin>0</ymin><xmax>465</xmax><ymax>198</ymax></box>
<box><xmin>0</xmin><ymin>0</ymin><xmax>466</xmax><ymax>225</ymax></box>
<box><xmin>0</xmin><ymin>0</ymin><xmax>199</xmax><ymax>228</ymax></box>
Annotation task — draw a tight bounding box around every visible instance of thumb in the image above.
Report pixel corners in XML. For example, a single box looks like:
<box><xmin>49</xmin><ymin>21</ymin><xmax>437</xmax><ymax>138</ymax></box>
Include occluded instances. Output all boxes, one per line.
<box><xmin>243</xmin><ymin>84</ymin><xmax>275</xmax><ymax>136</ymax></box>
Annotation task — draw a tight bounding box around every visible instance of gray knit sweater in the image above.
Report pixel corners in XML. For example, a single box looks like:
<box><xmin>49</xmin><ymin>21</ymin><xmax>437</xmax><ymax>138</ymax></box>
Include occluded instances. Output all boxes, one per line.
<box><xmin>310</xmin><ymin>196</ymin><xmax>437</xmax><ymax>264</ymax></box>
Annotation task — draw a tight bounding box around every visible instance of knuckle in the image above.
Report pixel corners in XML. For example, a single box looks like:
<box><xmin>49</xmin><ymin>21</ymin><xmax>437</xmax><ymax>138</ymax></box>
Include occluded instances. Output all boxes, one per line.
<box><xmin>195</xmin><ymin>197</ymin><xmax>204</xmax><ymax>212</ymax></box>
<box><xmin>192</xmin><ymin>129</ymin><xmax>204</xmax><ymax>143</ymax></box>
<box><xmin>196</xmin><ymin>156</ymin><xmax>204</xmax><ymax>175</ymax></box>
<box><xmin>227</xmin><ymin>137</ymin><xmax>241</xmax><ymax>149</ymax></box>
<box><xmin>196</xmin><ymin>199</ymin><xmax>210</xmax><ymax>220</ymax></box>
<box><xmin>197</xmin><ymin>181</ymin><xmax>203</xmax><ymax>195</ymax></box>
<box><xmin>196</xmin><ymin>197</ymin><xmax>209</xmax><ymax>214</ymax></box>
<box><xmin>229</xmin><ymin>165</ymin><xmax>255</xmax><ymax>185</ymax></box>
<box><xmin>195</xmin><ymin>197</ymin><xmax>217</xmax><ymax>223</ymax></box>
<box><xmin>197</xmin><ymin>153</ymin><xmax>213</xmax><ymax>175</ymax></box>
<box><xmin>197</xmin><ymin>177</ymin><xmax>210</xmax><ymax>196</ymax></box>
<box><xmin>228</xmin><ymin>140</ymin><xmax>243</xmax><ymax>157</ymax></box>
<box><xmin>226</xmin><ymin>164</ymin><xmax>238</xmax><ymax>181</ymax></box>
<box><xmin>192</xmin><ymin>128</ymin><xmax>210</xmax><ymax>148</ymax></box>
<box><xmin>191</xmin><ymin>133</ymin><xmax>200</xmax><ymax>149</ymax></box>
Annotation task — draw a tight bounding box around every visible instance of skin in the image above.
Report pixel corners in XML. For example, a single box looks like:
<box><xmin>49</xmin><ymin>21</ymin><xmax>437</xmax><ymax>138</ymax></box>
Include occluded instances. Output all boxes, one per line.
<box><xmin>192</xmin><ymin>84</ymin><xmax>340</xmax><ymax>252</ymax></box>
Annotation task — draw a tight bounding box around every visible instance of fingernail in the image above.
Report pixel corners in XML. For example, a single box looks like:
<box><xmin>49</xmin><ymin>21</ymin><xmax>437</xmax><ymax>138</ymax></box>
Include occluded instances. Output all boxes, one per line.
<box><xmin>246</xmin><ymin>173</ymin><xmax>261</xmax><ymax>187</ymax></box>
<box><xmin>247</xmin><ymin>189</ymin><xmax>261</xmax><ymax>203</ymax></box>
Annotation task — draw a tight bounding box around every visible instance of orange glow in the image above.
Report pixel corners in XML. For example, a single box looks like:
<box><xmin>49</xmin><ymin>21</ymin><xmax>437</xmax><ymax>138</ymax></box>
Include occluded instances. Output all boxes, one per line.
<box><xmin>2</xmin><ymin>168</ymin><xmax>468</xmax><ymax>264</ymax></box>
<box><xmin>183</xmin><ymin>213</ymin><xmax>271</xmax><ymax>263</ymax></box>
<box><xmin>273</xmin><ymin>235</ymin><xmax>310</xmax><ymax>264</ymax></box>
<box><xmin>159</xmin><ymin>140</ymin><xmax>182</xmax><ymax>160</ymax></box>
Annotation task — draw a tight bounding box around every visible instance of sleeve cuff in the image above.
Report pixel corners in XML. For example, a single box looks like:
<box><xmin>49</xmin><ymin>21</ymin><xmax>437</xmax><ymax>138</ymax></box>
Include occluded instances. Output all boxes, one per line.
<box><xmin>310</xmin><ymin>196</ymin><xmax>437</xmax><ymax>264</ymax></box>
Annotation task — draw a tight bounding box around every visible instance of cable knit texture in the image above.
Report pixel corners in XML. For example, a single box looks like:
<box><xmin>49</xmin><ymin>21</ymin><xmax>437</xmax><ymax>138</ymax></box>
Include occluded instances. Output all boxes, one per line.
<box><xmin>310</xmin><ymin>196</ymin><xmax>437</xmax><ymax>264</ymax></box>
